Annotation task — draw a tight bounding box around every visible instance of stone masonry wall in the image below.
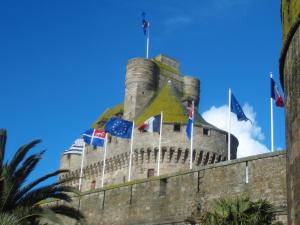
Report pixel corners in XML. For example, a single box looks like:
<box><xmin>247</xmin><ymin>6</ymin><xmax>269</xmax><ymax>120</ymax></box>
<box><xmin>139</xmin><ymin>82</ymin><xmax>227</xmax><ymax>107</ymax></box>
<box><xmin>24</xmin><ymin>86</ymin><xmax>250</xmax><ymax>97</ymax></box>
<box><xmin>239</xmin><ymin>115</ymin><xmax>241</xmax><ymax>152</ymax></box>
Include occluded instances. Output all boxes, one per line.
<box><xmin>53</xmin><ymin>151</ymin><xmax>287</xmax><ymax>225</ymax></box>
<box><xmin>60</xmin><ymin>124</ymin><xmax>238</xmax><ymax>191</ymax></box>
<box><xmin>282</xmin><ymin>24</ymin><xmax>300</xmax><ymax>225</ymax></box>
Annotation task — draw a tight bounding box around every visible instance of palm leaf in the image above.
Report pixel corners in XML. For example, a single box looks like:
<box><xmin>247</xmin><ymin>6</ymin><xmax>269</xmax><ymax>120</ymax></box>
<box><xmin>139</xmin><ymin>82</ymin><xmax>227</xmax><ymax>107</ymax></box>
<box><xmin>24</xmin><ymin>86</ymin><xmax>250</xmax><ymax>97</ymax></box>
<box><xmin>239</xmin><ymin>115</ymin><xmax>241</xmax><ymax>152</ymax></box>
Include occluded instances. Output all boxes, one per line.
<box><xmin>1</xmin><ymin>152</ymin><xmax>44</xmax><ymax>211</ymax></box>
<box><xmin>49</xmin><ymin>205</ymin><xmax>86</xmax><ymax>225</ymax></box>
<box><xmin>17</xmin><ymin>207</ymin><xmax>64</xmax><ymax>225</ymax></box>
<box><xmin>0</xmin><ymin>212</ymin><xmax>21</xmax><ymax>225</ymax></box>
<box><xmin>0</xmin><ymin>129</ymin><xmax>7</xmax><ymax>169</ymax></box>
<box><xmin>18</xmin><ymin>185</ymin><xmax>78</xmax><ymax>207</ymax></box>
<box><xmin>0</xmin><ymin>130</ymin><xmax>86</xmax><ymax>224</ymax></box>
<box><xmin>14</xmin><ymin>169</ymin><xmax>69</xmax><ymax>204</ymax></box>
<box><xmin>8</xmin><ymin>139</ymin><xmax>41</xmax><ymax>176</ymax></box>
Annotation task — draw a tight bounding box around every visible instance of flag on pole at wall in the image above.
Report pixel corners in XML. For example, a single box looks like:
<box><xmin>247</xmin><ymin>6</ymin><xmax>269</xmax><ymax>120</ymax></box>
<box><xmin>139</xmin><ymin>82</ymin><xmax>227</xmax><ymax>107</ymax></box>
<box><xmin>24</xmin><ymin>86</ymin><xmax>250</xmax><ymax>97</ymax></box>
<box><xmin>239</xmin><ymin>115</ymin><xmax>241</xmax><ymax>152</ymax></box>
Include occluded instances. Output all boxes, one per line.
<box><xmin>186</xmin><ymin>104</ymin><xmax>194</xmax><ymax>140</ymax></box>
<box><xmin>63</xmin><ymin>138</ymin><xmax>84</xmax><ymax>155</ymax></box>
<box><xmin>231</xmin><ymin>93</ymin><xmax>250</xmax><ymax>122</ymax></box>
<box><xmin>141</xmin><ymin>11</ymin><xmax>149</xmax><ymax>35</ymax></box>
<box><xmin>104</xmin><ymin>117</ymin><xmax>133</xmax><ymax>139</ymax></box>
<box><xmin>271</xmin><ymin>78</ymin><xmax>284</xmax><ymax>107</ymax></box>
<box><xmin>138</xmin><ymin>114</ymin><xmax>161</xmax><ymax>132</ymax></box>
<box><xmin>82</xmin><ymin>129</ymin><xmax>106</xmax><ymax>147</ymax></box>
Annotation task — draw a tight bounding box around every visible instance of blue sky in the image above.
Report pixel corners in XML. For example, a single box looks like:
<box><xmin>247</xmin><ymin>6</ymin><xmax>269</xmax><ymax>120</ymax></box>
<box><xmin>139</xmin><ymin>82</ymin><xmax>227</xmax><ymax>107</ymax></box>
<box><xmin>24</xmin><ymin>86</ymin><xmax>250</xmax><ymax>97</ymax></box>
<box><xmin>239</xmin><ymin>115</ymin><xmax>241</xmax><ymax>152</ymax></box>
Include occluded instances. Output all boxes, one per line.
<box><xmin>0</xmin><ymin>0</ymin><xmax>284</xmax><ymax>181</ymax></box>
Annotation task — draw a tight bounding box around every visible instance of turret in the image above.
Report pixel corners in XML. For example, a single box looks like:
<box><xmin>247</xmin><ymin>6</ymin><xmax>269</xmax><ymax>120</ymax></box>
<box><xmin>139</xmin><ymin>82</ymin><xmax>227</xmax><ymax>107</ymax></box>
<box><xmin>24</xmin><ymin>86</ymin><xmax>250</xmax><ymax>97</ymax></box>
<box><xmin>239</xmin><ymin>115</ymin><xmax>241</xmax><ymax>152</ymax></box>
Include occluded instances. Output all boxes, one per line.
<box><xmin>183</xmin><ymin>76</ymin><xmax>200</xmax><ymax>108</ymax></box>
<box><xmin>123</xmin><ymin>58</ymin><xmax>159</xmax><ymax>120</ymax></box>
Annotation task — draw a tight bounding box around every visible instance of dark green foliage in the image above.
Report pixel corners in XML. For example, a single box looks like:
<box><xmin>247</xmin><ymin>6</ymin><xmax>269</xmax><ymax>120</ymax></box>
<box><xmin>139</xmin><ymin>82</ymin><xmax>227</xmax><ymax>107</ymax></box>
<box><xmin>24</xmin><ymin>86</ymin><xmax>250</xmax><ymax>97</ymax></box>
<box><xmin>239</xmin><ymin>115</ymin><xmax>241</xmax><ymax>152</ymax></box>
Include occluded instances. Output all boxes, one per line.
<box><xmin>200</xmin><ymin>196</ymin><xmax>281</xmax><ymax>225</ymax></box>
<box><xmin>0</xmin><ymin>129</ymin><xmax>86</xmax><ymax>225</ymax></box>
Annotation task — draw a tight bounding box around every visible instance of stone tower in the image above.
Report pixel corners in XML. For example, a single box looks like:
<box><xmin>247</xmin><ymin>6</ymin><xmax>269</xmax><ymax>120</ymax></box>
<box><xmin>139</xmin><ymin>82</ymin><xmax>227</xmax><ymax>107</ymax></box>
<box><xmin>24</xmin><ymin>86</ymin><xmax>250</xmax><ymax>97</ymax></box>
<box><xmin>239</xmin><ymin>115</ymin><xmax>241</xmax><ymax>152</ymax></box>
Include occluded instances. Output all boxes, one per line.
<box><xmin>124</xmin><ymin>58</ymin><xmax>159</xmax><ymax>120</ymax></box>
<box><xmin>60</xmin><ymin>54</ymin><xmax>238</xmax><ymax>191</ymax></box>
<box><xmin>124</xmin><ymin>55</ymin><xmax>200</xmax><ymax>120</ymax></box>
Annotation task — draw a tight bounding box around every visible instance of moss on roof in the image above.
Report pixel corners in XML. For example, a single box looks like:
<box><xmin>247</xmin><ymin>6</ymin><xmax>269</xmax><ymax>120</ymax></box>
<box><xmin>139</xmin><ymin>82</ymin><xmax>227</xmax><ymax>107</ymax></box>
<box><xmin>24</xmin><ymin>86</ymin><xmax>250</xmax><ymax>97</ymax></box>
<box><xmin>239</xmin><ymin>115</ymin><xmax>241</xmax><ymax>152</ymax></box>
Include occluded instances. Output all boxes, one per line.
<box><xmin>281</xmin><ymin>0</ymin><xmax>300</xmax><ymax>42</ymax></box>
<box><xmin>91</xmin><ymin>84</ymin><xmax>216</xmax><ymax>130</ymax></box>
<box><xmin>153</xmin><ymin>59</ymin><xmax>180</xmax><ymax>76</ymax></box>
<box><xmin>134</xmin><ymin>83</ymin><xmax>187</xmax><ymax>125</ymax></box>
<box><xmin>134</xmin><ymin>82</ymin><xmax>217</xmax><ymax>129</ymax></box>
<box><xmin>92</xmin><ymin>103</ymin><xmax>123</xmax><ymax>128</ymax></box>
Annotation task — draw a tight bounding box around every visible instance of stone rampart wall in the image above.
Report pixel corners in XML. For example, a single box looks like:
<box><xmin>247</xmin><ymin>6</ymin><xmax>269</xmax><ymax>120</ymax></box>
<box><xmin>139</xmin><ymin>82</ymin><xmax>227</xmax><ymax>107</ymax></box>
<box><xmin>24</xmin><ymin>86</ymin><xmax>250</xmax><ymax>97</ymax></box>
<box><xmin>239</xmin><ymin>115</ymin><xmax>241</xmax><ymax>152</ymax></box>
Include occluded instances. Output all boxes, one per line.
<box><xmin>55</xmin><ymin>151</ymin><xmax>287</xmax><ymax>225</ymax></box>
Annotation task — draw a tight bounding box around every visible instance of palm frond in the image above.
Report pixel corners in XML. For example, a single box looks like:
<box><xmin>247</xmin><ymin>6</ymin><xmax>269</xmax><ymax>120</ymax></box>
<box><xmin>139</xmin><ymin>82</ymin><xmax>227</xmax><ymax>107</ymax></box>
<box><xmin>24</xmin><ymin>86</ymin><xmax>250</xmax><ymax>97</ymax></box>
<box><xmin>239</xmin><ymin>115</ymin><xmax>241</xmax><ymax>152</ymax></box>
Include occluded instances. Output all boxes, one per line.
<box><xmin>12</xmin><ymin>151</ymin><xmax>44</xmax><ymax>189</ymax></box>
<box><xmin>0</xmin><ymin>129</ymin><xmax>7</xmax><ymax>169</ymax></box>
<box><xmin>18</xmin><ymin>185</ymin><xmax>78</xmax><ymax>207</ymax></box>
<box><xmin>49</xmin><ymin>205</ymin><xmax>86</xmax><ymax>225</ymax></box>
<box><xmin>15</xmin><ymin>169</ymin><xmax>69</xmax><ymax>204</ymax></box>
<box><xmin>0</xmin><ymin>212</ymin><xmax>21</xmax><ymax>225</ymax></box>
<box><xmin>17</xmin><ymin>207</ymin><xmax>64</xmax><ymax>225</ymax></box>
<box><xmin>0</xmin><ymin>131</ymin><xmax>86</xmax><ymax>225</ymax></box>
<box><xmin>8</xmin><ymin>139</ymin><xmax>41</xmax><ymax>176</ymax></box>
<box><xmin>0</xmin><ymin>152</ymin><xmax>44</xmax><ymax>211</ymax></box>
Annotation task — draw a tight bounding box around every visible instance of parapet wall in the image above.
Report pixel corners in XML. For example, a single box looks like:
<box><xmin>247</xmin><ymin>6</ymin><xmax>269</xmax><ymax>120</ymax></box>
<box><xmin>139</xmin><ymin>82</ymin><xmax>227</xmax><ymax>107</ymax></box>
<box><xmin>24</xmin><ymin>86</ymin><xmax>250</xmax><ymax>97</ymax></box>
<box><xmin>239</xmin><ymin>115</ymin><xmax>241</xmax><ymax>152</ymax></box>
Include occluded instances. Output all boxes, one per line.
<box><xmin>54</xmin><ymin>151</ymin><xmax>287</xmax><ymax>225</ymax></box>
<box><xmin>60</xmin><ymin>124</ymin><xmax>238</xmax><ymax>190</ymax></box>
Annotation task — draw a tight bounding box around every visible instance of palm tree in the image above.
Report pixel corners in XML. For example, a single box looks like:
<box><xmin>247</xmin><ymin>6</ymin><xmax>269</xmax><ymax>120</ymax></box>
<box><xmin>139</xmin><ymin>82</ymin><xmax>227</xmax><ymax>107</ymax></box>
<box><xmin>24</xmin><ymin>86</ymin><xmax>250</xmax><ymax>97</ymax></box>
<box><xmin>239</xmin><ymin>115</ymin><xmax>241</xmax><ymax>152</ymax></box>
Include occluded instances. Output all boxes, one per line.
<box><xmin>200</xmin><ymin>196</ymin><xmax>282</xmax><ymax>225</ymax></box>
<box><xmin>0</xmin><ymin>129</ymin><xmax>86</xmax><ymax>225</ymax></box>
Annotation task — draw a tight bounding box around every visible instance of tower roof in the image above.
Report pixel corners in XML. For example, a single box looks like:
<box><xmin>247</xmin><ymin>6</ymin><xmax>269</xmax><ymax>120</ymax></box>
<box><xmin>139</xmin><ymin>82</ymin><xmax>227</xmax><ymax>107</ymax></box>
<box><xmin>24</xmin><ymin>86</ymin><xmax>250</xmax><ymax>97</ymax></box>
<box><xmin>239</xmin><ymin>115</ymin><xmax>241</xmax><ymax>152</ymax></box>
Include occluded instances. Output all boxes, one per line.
<box><xmin>134</xmin><ymin>81</ymin><xmax>217</xmax><ymax>128</ymax></box>
<box><xmin>92</xmin><ymin>81</ymin><xmax>217</xmax><ymax>130</ymax></box>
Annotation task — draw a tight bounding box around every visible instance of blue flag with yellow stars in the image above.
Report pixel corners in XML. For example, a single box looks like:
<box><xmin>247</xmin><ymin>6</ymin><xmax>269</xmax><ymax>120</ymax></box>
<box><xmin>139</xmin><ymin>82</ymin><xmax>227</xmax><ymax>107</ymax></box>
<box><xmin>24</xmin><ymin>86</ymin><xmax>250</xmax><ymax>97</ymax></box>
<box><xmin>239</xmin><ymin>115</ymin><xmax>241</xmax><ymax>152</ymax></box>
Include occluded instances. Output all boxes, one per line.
<box><xmin>231</xmin><ymin>93</ymin><xmax>250</xmax><ymax>122</ymax></box>
<box><xmin>104</xmin><ymin>117</ymin><xmax>133</xmax><ymax>139</ymax></box>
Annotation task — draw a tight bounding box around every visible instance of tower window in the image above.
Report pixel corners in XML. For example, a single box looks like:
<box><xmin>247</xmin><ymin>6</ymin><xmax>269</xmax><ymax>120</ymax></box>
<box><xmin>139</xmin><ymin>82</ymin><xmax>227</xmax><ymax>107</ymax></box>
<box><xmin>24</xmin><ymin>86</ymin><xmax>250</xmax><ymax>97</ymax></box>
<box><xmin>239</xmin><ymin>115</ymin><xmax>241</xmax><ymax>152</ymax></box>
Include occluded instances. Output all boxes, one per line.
<box><xmin>147</xmin><ymin>168</ymin><xmax>155</xmax><ymax>178</ymax></box>
<box><xmin>203</xmin><ymin>128</ymin><xmax>210</xmax><ymax>136</ymax></box>
<box><xmin>173</xmin><ymin>123</ymin><xmax>181</xmax><ymax>132</ymax></box>
<box><xmin>159</xmin><ymin>178</ymin><xmax>167</xmax><ymax>196</ymax></box>
<box><xmin>90</xmin><ymin>180</ymin><xmax>96</xmax><ymax>190</ymax></box>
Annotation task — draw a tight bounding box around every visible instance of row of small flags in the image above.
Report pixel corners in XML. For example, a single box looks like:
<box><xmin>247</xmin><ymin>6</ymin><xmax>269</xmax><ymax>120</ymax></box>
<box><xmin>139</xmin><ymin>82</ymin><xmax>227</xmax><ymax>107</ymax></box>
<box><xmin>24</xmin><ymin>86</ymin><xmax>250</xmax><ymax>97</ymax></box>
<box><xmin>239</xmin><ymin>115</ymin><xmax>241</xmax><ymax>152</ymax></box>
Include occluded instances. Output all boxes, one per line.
<box><xmin>64</xmin><ymin>75</ymin><xmax>284</xmax><ymax>189</ymax></box>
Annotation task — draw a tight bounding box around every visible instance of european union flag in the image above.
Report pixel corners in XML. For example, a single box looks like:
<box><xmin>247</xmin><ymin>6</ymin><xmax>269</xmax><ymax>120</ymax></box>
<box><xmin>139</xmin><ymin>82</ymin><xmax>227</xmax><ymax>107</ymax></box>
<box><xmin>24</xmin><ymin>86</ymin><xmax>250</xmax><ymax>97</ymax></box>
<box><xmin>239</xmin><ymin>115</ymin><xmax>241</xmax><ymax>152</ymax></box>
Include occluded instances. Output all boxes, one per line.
<box><xmin>231</xmin><ymin>93</ymin><xmax>250</xmax><ymax>122</ymax></box>
<box><xmin>104</xmin><ymin>118</ymin><xmax>133</xmax><ymax>139</ymax></box>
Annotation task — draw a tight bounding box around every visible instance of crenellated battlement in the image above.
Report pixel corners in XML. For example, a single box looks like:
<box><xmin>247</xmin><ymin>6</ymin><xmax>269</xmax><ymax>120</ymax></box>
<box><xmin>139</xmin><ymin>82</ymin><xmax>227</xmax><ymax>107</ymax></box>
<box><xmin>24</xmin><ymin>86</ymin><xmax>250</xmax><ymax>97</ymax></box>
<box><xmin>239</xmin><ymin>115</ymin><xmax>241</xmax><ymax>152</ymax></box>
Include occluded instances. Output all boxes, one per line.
<box><xmin>60</xmin><ymin>147</ymin><xmax>227</xmax><ymax>190</ymax></box>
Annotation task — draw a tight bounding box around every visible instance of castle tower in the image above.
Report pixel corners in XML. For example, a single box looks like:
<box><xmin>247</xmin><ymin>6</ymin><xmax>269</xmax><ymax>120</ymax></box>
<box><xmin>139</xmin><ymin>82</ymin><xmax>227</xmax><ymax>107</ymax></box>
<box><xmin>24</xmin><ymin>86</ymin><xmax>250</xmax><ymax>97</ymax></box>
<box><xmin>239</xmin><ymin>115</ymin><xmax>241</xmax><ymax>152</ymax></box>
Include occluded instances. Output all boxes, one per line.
<box><xmin>123</xmin><ymin>58</ymin><xmax>159</xmax><ymax>120</ymax></box>
<box><xmin>61</xmin><ymin>54</ymin><xmax>238</xmax><ymax>191</ymax></box>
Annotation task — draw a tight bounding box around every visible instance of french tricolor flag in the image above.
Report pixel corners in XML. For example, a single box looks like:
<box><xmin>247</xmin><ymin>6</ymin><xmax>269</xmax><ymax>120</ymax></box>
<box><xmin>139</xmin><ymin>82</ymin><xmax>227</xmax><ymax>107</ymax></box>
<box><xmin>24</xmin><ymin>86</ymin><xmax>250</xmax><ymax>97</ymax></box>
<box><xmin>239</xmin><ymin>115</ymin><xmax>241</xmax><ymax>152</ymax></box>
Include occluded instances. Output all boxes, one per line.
<box><xmin>138</xmin><ymin>115</ymin><xmax>161</xmax><ymax>133</ymax></box>
<box><xmin>271</xmin><ymin>78</ymin><xmax>284</xmax><ymax>107</ymax></box>
<box><xmin>186</xmin><ymin>104</ymin><xmax>194</xmax><ymax>140</ymax></box>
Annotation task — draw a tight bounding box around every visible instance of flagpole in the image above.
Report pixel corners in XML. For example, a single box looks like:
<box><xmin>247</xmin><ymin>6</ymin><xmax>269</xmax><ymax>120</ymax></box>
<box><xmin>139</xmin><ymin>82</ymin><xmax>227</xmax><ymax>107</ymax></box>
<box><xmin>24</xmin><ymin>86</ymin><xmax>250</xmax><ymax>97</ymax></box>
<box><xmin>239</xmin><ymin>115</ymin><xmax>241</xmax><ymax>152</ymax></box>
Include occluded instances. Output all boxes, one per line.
<box><xmin>228</xmin><ymin>89</ymin><xmax>231</xmax><ymax>161</ymax></box>
<box><xmin>270</xmin><ymin>72</ymin><xmax>274</xmax><ymax>152</ymax></box>
<box><xmin>157</xmin><ymin>111</ymin><xmax>163</xmax><ymax>176</ymax></box>
<box><xmin>79</xmin><ymin>141</ymin><xmax>85</xmax><ymax>191</ymax></box>
<box><xmin>101</xmin><ymin>133</ymin><xmax>108</xmax><ymax>188</ymax></box>
<box><xmin>189</xmin><ymin>101</ymin><xmax>194</xmax><ymax>170</ymax></box>
<box><xmin>146</xmin><ymin>23</ymin><xmax>150</xmax><ymax>59</ymax></box>
<box><xmin>128</xmin><ymin>121</ymin><xmax>135</xmax><ymax>182</ymax></box>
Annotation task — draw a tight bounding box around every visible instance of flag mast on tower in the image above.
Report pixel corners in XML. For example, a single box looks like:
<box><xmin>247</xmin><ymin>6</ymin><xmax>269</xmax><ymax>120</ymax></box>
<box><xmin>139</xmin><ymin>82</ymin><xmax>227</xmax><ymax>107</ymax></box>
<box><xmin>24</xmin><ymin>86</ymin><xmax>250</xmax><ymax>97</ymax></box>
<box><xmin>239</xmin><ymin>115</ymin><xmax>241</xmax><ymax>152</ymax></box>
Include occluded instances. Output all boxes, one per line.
<box><xmin>270</xmin><ymin>72</ymin><xmax>284</xmax><ymax>152</ymax></box>
<box><xmin>142</xmin><ymin>12</ymin><xmax>150</xmax><ymax>59</ymax></box>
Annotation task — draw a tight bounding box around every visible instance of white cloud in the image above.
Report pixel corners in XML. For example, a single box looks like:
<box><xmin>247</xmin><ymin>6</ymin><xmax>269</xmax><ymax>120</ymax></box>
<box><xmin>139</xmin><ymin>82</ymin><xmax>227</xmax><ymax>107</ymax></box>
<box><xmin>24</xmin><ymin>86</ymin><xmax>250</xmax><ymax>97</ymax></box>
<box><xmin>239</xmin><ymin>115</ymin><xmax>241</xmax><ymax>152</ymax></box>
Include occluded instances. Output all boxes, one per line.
<box><xmin>202</xmin><ymin>104</ymin><xmax>270</xmax><ymax>158</ymax></box>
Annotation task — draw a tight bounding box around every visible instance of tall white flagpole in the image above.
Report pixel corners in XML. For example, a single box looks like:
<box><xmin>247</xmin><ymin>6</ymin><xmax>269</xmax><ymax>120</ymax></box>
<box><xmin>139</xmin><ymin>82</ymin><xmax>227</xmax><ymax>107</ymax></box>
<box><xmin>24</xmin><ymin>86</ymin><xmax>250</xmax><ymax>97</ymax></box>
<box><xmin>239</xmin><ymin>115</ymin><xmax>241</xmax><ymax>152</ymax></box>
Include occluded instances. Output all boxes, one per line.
<box><xmin>79</xmin><ymin>141</ymin><xmax>86</xmax><ymax>191</ymax></box>
<box><xmin>146</xmin><ymin>23</ymin><xmax>150</xmax><ymax>59</ymax></box>
<box><xmin>228</xmin><ymin>89</ymin><xmax>232</xmax><ymax>161</ymax></box>
<box><xmin>157</xmin><ymin>112</ymin><xmax>163</xmax><ymax>176</ymax></box>
<box><xmin>128</xmin><ymin>121</ymin><xmax>135</xmax><ymax>182</ymax></box>
<box><xmin>189</xmin><ymin>101</ymin><xmax>194</xmax><ymax>170</ymax></box>
<box><xmin>101</xmin><ymin>133</ymin><xmax>108</xmax><ymax>188</ymax></box>
<box><xmin>270</xmin><ymin>72</ymin><xmax>274</xmax><ymax>152</ymax></box>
